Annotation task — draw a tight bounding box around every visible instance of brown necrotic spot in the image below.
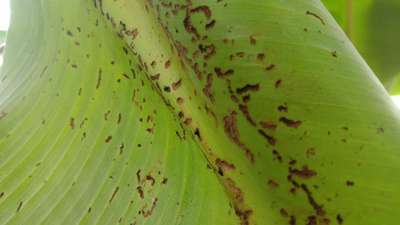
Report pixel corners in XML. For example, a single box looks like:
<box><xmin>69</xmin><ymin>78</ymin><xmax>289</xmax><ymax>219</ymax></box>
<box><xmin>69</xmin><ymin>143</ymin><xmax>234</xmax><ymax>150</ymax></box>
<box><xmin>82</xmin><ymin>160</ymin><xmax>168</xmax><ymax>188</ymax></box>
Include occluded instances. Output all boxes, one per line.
<box><xmin>249</xmin><ymin>35</ymin><xmax>257</xmax><ymax>45</ymax></box>
<box><xmin>289</xmin><ymin>165</ymin><xmax>317</xmax><ymax>179</ymax></box>
<box><xmin>236</xmin><ymin>84</ymin><xmax>260</xmax><ymax>95</ymax></box>
<box><xmin>190</xmin><ymin>6</ymin><xmax>212</xmax><ymax>18</ymax></box>
<box><xmin>105</xmin><ymin>136</ymin><xmax>112</xmax><ymax>143</ymax></box>
<box><xmin>306</xmin><ymin>10</ymin><xmax>325</xmax><ymax>25</ymax></box>
<box><xmin>279</xmin><ymin>117</ymin><xmax>302</xmax><ymax>128</ymax></box>
<box><xmin>150</xmin><ymin>73</ymin><xmax>160</xmax><ymax>80</ymax></box>
<box><xmin>205</xmin><ymin>19</ymin><xmax>216</xmax><ymax>29</ymax></box>
<box><xmin>215</xmin><ymin>158</ymin><xmax>235</xmax><ymax>176</ymax></box>
<box><xmin>336</xmin><ymin>214</ymin><xmax>343</xmax><ymax>224</ymax></box>
<box><xmin>172</xmin><ymin>79</ymin><xmax>182</xmax><ymax>90</ymax></box>
<box><xmin>17</xmin><ymin>201</ymin><xmax>23</xmax><ymax>212</ymax></box>
<box><xmin>70</xmin><ymin>117</ymin><xmax>75</xmax><ymax>129</ymax></box>
<box><xmin>265</xmin><ymin>64</ymin><xmax>275</xmax><ymax>71</ymax></box>
<box><xmin>275</xmin><ymin>79</ymin><xmax>282</xmax><ymax>88</ymax></box>
<box><xmin>203</xmin><ymin>73</ymin><xmax>214</xmax><ymax>102</ymax></box>
<box><xmin>260</xmin><ymin>121</ymin><xmax>277</xmax><ymax>130</ymax></box>
<box><xmin>258</xmin><ymin>129</ymin><xmax>276</xmax><ymax>146</ymax></box>
<box><xmin>267</xmin><ymin>179</ymin><xmax>279</xmax><ymax>190</ymax></box>
<box><xmin>146</xmin><ymin>175</ymin><xmax>155</xmax><ymax>186</ymax></box>
<box><xmin>96</xmin><ymin>69</ymin><xmax>102</xmax><ymax>89</ymax></box>
<box><xmin>109</xmin><ymin>187</ymin><xmax>119</xmax><ymax>203</ymax></box>
<box><xmin>176</xmin><ymin>97</ymin><xmax>184</xmax><ymax>105</ymax></box>
<box><xmin>346</xmin><ymin>180</ymin><xmax>354</xmax><ymax>187</ymax></box>
<box><xmin>280</xmin><ymin>208</ymin><xmax>289</xmax><ymax>218</ymax></box>
<box><xmin>215</xmin><ymin>67</ymin><xmax>234</xmax><ymax>78</ymax></box>
<box><xmin>300</xmin><ymin>184</ymin><xmax>325</xmax><ymax>216</ymax></box>
<box><xmin>239</xmin><ymin>104</ymin><xmax>256</xmax><ymax>126</ymax></box>
<box><xmin>164</xmin><ymin>60</ymin><xmax>171</xmax><ymax>69</ymax></box>
<box><xmin>224</xmin><ymin>111</ymin><xmax>255</xmax><ymax>162</ymax></box>
<box><xmin>278</xmin><ymin>105</ymin><xmax>288</xmax><ymax>112</ymax></box>
<box><xmin>136</xmin><ymin>186</ymin><xmax>144</xmax><ymax>199</ymax></box>
<box><xmin>257</xmin><ymin>53</ymin><xmax>265</xmax><ymax>61</ymax></box>
<box><xmin>198</xmin><ymin>44</ymin><xmax>216</xmax><ymax>59</ymax></box>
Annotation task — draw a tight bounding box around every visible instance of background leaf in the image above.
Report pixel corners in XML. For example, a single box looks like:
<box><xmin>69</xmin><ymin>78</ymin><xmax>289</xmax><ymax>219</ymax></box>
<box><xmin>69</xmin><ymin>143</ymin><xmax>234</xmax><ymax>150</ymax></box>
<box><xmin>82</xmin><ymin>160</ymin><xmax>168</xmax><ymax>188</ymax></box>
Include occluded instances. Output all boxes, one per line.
<box><xmin>323</xmin><ymin>0</ymin><xmax>400</xmax><ymax>93</ymax></box>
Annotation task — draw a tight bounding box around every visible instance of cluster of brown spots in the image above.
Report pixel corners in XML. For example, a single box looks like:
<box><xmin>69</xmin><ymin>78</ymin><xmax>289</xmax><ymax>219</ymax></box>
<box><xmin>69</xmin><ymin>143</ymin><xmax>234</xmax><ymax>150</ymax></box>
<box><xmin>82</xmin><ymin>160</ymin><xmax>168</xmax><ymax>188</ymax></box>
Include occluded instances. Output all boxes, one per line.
<box><xmin>215</xmin><ymin>158</ymin><xmax>235</xmax><ymax>176</ymax></box>
<box><xmin>161</xmin><ymin>178</ymin><xmax>168</xmax><ymax>184</ymax></box>
<box><xmin>279</xmin><ymin>117</ymin><xmax>302</xmax><ymax>128</ymax></box>
<box><xmin>306</xmin><ymin>11</ymin><xmax>325</xmax><ymax>25</ymax></box>
<box><xmin>215</xmin><ymin>67</ymin><xmax>234</xmax><ymax>78</ymax></box>
<box><xmin>289</xmin><ymin>165</ymin><xmax>317</xmax><ymax>179</ymax></box>
<box><xmin>224</xmin><ymin>111</ymin><xmax>255</xmax><ymax>162</ymax></box>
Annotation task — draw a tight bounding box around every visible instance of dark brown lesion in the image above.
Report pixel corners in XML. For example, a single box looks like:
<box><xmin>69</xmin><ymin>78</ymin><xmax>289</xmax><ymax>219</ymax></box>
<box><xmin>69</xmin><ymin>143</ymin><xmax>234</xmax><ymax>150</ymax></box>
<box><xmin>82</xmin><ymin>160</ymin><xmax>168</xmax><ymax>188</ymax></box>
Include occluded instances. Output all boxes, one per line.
<box><xmin>279</xmin><ymin>117</ymin><xmax>302</xmax><ymax>128</ymax></box>
<box><xmin>289</xmin><ymin>165</ymin><xmax>317</xmax><ymax>179</ymax></box>
<box><xmin>224</xmin><ymin>110</ymin><xmax>255</xmax><ymax>162</ymax></box>
<box><xmin>306</xmin><ymin>11</ymin><xmax>325</xmax><ymax>25</ymax></box>
<box><xmin>236</xmin><ymin>84</ymin><xmax>260</xmax><ymax>95</ymax></box>
<box><xmin>215</xmin><ymin>67</ymin><xmax>234</xmax><ymax>78</ymax></box>
<box><xmin>109</xmin><ymin>187</ymin><xmax>119</xmax><ymax>203</ymax></box>
<box><xmin>215</xmin><ymin>158</ymin><xmax>236</xmax><ymax>176</ymax></box>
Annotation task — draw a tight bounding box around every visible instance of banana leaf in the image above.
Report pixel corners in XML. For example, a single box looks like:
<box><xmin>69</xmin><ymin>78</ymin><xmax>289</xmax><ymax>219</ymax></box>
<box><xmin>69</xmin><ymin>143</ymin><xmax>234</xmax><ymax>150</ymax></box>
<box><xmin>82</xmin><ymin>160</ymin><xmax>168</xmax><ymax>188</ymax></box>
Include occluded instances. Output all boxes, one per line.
<box><xmin>1</xmin><ymin>0</ymin><xmax>400</xmax><ymax>225</ymax></box>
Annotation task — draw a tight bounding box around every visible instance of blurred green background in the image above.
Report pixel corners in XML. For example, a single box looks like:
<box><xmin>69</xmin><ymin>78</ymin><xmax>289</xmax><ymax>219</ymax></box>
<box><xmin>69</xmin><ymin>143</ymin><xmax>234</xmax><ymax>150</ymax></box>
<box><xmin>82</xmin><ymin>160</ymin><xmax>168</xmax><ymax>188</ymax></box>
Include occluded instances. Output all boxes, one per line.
<box><xmin>322</xmin><ymin>0</ymin><xmax>400</xmax><ymax>94</ymax></box>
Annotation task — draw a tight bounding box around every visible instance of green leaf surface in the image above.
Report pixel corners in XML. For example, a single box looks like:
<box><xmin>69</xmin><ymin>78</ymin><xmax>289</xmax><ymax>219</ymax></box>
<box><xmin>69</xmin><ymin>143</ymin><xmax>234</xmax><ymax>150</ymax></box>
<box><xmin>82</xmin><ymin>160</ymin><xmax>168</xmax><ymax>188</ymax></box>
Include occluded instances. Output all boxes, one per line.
<box><xmin>1</xmin><ymin>0</ymin><xmax>400</xmax><ymax>225</ymax></box>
